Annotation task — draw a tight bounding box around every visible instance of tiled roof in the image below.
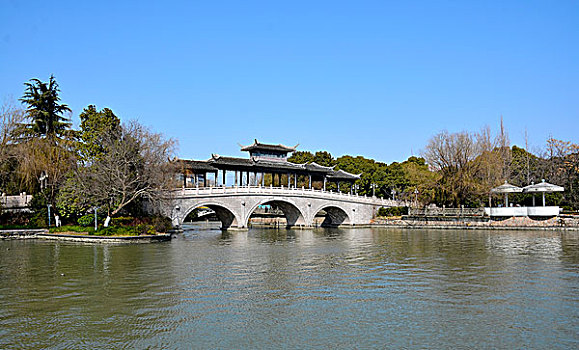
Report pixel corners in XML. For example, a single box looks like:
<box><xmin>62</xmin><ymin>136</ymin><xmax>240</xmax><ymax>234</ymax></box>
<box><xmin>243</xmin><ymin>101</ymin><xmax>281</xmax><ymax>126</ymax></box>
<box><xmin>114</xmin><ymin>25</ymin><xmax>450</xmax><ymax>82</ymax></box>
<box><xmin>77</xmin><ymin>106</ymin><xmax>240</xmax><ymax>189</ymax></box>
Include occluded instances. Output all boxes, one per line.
<box><xmin>179</xmin><ymin>156</ymin><xmax>361</xmax><ymax>181</ymax></box>
<box><xmin>240</xmin><ymin>139</ymin><xmax>297</xmax><ymax>153</ymax></box>
<box><xmin>326</xmin><ymin>169</ymin><xmax>361</xmax><ymax>180</ymax></box>
<box><xmin>179</xmin><ymin>160</ymin><xmax>218</xmax><ymax>171</ymax></box>
<box><xmin>305</xmin><ymin>162</ymin><xmax>334</xmax><ymax>173</ymax></box>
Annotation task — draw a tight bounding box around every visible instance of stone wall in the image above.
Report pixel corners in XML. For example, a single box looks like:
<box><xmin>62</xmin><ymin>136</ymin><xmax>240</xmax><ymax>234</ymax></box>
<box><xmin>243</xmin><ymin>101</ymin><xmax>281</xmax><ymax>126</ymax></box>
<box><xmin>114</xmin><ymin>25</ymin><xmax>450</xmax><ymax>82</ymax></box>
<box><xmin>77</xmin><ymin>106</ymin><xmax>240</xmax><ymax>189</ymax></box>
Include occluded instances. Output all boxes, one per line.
<box><xmin>373</xmin><ymin>215</ymin><xmax>579</xmax><ymax>230</ymax></box>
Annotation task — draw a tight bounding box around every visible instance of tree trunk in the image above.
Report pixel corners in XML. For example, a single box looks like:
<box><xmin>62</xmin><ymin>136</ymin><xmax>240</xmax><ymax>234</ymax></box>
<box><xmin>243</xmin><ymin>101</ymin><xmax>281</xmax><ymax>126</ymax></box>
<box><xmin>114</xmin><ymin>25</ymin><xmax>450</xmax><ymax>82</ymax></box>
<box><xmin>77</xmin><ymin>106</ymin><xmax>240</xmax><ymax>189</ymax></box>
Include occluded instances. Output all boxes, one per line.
<box><xmin>104</xmin><ymin>216</ymin><xmax>111</xmax><ymax>227</ymax></box>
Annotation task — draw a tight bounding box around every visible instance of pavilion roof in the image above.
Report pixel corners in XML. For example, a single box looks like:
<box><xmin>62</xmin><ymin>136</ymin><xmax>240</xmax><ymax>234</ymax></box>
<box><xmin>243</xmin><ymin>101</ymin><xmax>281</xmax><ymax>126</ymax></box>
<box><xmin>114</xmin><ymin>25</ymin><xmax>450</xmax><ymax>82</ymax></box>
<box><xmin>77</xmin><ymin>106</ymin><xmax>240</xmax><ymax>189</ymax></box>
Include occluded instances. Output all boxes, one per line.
<box><xmin>490</xmin><ymin>181</ymin><xmax>523</xmax><ymax>193</ymax></box>
<box><xmin>522</xmin><ymin>180</ymin><xmax>564</xmax><ymax>193</ymax></box>
<box><xmin>179</xmin><ymin>156</ymin><xmax>362</xmax><ymax>181</ymax></box>
<box><xmin>326</xmin><ymin>169</ymin><xmax>361</xmax><ymax>180</ymax></box>
<box><xmin>240</xmin><ymin>139</ymin><xmax>297</xmax><ymax>153</ymax></box>
<box><xmin>180</xmin><ymin>159</ymin><xmax>218</xmax><ymax>172</ymax></box>
<box><xmin>305</xmin><ymin>162</ymin><xmax>335</xmax><ymax>173</ymax></box>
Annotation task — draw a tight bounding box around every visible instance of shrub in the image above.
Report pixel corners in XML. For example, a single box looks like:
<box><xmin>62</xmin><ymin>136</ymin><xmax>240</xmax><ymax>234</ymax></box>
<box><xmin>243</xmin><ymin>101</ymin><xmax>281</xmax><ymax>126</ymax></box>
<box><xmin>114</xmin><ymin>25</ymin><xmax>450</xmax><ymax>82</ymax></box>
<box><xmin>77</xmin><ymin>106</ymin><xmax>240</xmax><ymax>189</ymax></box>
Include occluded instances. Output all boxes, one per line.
<box><xmin>30</xmin><ymin>208</ymin><xmax>48</xmax><ymax>227</ymax></box>
<box><xmin>151</xmin><ymin>216</ymin><xmax>172</xmax><ymax>233</ymax></box>
<box><xmin>378</xmin><ymin>206</ymin><xmax>408</xmax><ymax>217</ymax></box>
<box><xmin>135</xmin><ymin>224</ymin><xmax>155</xmax><ymax>235</ymax></box>
<box><xmin>111</xmin><ymin>216</ymin><xmax>134</xmax><ymax>227</ymax></box>
<box><xmin>77</xmin><ymin>215</ymin><xmax>94</xmax><ymax>227</ymax></box>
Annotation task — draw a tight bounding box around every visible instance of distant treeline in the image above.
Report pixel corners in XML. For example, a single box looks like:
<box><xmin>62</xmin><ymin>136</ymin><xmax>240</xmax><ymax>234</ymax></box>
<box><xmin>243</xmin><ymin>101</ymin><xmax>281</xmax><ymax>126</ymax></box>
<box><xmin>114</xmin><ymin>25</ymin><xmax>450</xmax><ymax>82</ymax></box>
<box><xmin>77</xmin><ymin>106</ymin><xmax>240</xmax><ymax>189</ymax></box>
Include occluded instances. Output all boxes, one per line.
<box><xmin>289</xmin><ymin>122</ymin><xmax>578</xmax><ymax>210</ymax></box>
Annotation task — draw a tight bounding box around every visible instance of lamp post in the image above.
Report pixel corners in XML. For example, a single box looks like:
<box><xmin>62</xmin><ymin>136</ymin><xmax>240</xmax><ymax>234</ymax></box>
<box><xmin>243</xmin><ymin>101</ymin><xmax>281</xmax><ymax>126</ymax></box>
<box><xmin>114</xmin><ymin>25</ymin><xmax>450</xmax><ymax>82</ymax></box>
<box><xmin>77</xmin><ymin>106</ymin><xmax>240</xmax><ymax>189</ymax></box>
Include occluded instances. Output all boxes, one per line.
<box><xmin>414</xmin><ymin>188</ymin><xmax>419</xmax><ymax>207</ymax></box>
<box><xmin>371</xmin><ymin>183</ymin><xmax>376</xmax><ymax>197</ymax></box>
<box><xmin>391</xmin><ymin>189</ymin><xmax>396</xmax><ymax>201</ymax></box>
<box><xmin>47</xmin><ymin>204</ymin><xmax>52</xmax><ymax>227</ymax></box>
<box><xmin>94</xmin><ymin>207</ymin><xmax>99</xmax><ymax>232</ymax></box>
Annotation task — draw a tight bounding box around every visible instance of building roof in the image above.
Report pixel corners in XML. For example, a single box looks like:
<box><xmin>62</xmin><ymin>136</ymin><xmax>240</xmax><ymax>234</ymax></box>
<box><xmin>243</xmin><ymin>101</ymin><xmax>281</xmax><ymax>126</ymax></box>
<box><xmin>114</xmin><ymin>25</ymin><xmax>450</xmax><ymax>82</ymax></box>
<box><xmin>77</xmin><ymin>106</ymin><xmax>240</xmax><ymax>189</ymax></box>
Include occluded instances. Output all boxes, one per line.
<box><xmin>240</xmin><ymin>139</ymin><xmax>297</xmax><ymax>153</ymax></box>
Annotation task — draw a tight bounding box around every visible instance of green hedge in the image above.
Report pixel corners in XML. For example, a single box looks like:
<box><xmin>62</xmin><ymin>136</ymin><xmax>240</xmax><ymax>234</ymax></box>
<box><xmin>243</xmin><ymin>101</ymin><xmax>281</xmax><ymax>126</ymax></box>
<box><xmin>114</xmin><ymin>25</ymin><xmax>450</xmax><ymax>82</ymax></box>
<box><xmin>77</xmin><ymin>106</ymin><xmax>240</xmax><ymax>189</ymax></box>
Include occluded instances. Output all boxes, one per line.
<box><xmin>377</xmin><ymin>206</ymin><xmax>408</xmax><ymax>217</ymax></box>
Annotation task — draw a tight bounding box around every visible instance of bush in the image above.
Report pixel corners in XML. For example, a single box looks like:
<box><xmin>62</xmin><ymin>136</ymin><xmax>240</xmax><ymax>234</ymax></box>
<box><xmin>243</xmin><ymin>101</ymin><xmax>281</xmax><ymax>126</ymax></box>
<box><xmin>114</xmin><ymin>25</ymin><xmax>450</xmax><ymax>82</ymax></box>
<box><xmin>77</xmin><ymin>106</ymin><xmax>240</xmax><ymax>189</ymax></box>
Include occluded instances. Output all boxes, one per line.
<box><xmin>111</xmin><ymin>216</ymin><xmax>134</xmax><ymax>227</ymax></box>
<box><xmin>30</xmin><ymin>208</ymin><xmax>48</xmax><ymax>227</ymax></box>
<box><xmin>378</xmin><ymin>206</ymin><xmax>408</xmax><ymax>217</ymax></box>
<box><xmin>151</xmin><ymin>216</ymin><xmax>172</xmax><ymax>233</ymax></box>
<box><xmin>135</xmin><ymin>224</ymin><xmax>155</xmax><ymax>235</ymax></box>
<box><xmin>77</xmin><ymin>215</ymin><xmax>94</xmax><ymax>227</ymax></box>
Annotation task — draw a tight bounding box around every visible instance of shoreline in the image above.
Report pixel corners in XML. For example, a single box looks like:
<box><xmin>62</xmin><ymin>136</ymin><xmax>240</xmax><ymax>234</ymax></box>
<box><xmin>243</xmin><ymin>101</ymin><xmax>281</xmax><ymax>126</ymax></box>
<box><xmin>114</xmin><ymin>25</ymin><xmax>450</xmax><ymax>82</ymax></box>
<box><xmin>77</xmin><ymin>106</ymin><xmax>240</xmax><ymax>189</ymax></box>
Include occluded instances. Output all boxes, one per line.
<box><xmin>0</xmin><ymin>229</ymin><xmax>172</xmax><ymax>243</ymax></box>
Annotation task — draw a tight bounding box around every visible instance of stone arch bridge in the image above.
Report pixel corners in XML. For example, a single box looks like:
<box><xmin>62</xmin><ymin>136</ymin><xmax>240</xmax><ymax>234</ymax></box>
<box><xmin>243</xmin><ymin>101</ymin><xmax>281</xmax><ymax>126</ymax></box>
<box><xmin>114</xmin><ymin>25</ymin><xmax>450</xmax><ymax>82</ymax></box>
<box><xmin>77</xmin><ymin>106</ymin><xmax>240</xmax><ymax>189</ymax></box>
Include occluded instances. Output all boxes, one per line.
<box><xmin>165</xmin><ymin>186</ymin><xmax>405</xmax><ymax>230</ymax></box>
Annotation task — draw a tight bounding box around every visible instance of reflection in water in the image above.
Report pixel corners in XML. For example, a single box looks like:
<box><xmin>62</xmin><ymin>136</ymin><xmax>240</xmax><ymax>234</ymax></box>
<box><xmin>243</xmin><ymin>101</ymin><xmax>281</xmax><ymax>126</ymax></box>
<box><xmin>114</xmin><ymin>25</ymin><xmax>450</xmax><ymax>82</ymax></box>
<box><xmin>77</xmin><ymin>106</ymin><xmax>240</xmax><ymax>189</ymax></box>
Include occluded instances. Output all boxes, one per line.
<box><xmin>0</xmin><ymin>226</ymin><xmax>578</xmax><ymax>349</ymax></box>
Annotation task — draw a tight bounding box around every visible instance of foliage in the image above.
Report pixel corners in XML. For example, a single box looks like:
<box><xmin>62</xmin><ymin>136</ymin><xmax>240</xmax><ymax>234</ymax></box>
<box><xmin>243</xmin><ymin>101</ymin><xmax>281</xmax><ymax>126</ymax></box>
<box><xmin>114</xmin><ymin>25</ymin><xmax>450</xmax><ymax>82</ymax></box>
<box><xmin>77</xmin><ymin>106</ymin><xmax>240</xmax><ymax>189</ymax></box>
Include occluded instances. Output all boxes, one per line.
<box><xmin>0</xmin><ymin>211</ymin><xmax>36</xmax><ymax>228</ymax></box>
<box><xmin>77</xmin><ymin>215</ymin><xmax>94</xmax><ymax>227</ymax></box>
<box><xmin>29</xmin><ymin>208</ymin><xmax>48</xmax><ymax>228</ymax></box>
<box><xmin>49</xmin><ymin>224</ymin><xmax>152</xmax><ymax>236</ymax></box>
<box><xmin>50</xmin><ymin>225</ymin><xmax>91</xmax><ymax>233</ymax></box>
<box><xmin>18</xmin><ymin>75</ymin><xmax>72</xmax><ymax>139</ymax></box>
<box><xmin>78</xmin><ymin>105</ymin><xmax>121</xmax><ymax>162</ymax></box>
<box><xmin>377</xmin><ymin>206</ymin><xmax>408</xmax><ymax>217</ymax></box>
<box><xmin>0</xmin><ymin>100</ymin><xmax>25</xmax><ymax>193</ymax></box>
<box><xmin>288</xmin><ymin>151</ymin><xmax>314</xmax><ymax>164</ymax></box>
<box><xmin>60</xmin><ymin>119</ymin><xmax>177</xmax><ymax>219</ymax></box>
<box><xmin>16</xmin><ymin>137</ymin><xmax>77</xmax><ymax>211</ymax></box>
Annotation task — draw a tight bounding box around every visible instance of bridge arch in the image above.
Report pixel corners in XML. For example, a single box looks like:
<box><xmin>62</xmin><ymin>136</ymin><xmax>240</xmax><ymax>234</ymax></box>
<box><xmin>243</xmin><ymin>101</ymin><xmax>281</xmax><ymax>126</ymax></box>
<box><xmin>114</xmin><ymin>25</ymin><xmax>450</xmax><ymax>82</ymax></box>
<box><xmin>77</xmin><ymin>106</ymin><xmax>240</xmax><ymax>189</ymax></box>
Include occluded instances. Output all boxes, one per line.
<box><xmin>180</xmin><ymin>202</ymin><xmax>241</xmax><ymax>230</ymax></box>
<box><xmin>246</xmin><ymin>198</ymin><xmax>307</xmax><ymax>228</ymax></box>
<box><xmin>311</xmin><ymin>204</ymin><xmax>352</xmax><ymax>227</ymax></box>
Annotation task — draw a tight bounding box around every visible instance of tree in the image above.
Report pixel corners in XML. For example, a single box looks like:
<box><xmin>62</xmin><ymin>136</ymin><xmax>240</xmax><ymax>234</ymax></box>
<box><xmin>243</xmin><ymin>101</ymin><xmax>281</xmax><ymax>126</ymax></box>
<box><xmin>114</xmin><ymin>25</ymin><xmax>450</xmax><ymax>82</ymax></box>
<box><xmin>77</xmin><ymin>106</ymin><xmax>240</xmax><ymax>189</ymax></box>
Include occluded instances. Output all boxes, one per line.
<box><xmin>288</xmin><ymin>151</ymin><xmax>314</xmax><ymax>164</ymax></box>
<box><xmin>78</xmin><ymin>105</ymin><xmax>121</xmax><ymax>162</ymax></box>
<box><xmin>18</xmin><ymin>75</ymin><xmax>72</xmax><ymax>139</ymax></box>
<box><xmin>0</xmin><ymin>100</ymin><xmax>25</xmax><ymax>193</ymax></box>
<box><xmin>62</xmin><ymin>120</ymin><xmax>177</xmax><ymax>225</ymax></box>
<box><xmin>422</xmin><ymin>130</ymin><xmax>482</xmax><ymax>206</ymax></box>
<box><xmin>313</xmin><ymin>151</ymin><xmax>335</xmax><ymax>167</ymax></box>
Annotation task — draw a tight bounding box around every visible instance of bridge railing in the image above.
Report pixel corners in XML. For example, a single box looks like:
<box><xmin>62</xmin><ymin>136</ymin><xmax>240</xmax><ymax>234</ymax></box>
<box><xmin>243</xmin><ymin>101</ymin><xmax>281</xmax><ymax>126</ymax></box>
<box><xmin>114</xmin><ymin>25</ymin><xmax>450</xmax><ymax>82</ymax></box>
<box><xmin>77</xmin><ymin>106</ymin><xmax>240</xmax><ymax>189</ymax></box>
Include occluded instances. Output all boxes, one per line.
<box><xmin>173</xmin><ymin>185</ymin><xmax>407</xmax><ymax>207</ymax></box>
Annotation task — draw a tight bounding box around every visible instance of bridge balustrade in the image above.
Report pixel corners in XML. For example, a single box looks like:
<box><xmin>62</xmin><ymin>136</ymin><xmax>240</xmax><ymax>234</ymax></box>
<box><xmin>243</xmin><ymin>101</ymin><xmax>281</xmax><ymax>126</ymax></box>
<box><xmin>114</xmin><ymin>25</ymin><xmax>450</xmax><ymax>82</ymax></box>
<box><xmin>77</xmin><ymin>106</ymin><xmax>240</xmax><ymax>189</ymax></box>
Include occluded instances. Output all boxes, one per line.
<box><xmin>176</xmin><ymin>185</ymin><xmax>405</xmax><ymax>206</ymax></box>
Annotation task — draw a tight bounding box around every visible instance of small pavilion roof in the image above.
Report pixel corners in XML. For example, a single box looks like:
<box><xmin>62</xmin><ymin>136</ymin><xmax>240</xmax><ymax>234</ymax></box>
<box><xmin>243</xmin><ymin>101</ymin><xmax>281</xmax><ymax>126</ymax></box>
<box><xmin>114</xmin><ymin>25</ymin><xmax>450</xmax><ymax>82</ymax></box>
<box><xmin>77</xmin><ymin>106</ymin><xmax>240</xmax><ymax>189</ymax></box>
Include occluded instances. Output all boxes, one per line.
<box><xmin>522</xmin><ymin>180</ymin><xmax>564</xmax><ymax>193</ymax></box>
<box><xmin>490</xmin><ymin>181</ymin><xmax>523</xmax><ymax>193</ymax></box>
<box><xmin>240</xmin><ymin>139</ymin><xmax>297</xmax><ymax>153</ymax></box>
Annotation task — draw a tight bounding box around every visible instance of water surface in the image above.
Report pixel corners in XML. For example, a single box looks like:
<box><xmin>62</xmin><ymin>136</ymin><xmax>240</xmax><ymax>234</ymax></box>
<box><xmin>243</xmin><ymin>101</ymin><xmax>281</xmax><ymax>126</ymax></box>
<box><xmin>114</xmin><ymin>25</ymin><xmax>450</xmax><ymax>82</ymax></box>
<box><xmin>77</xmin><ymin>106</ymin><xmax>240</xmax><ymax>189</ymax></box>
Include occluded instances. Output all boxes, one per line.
<box><xmin>1</xmin><ymin>226</ymin><xmax>578</xmax><ymax>349</ymax></box>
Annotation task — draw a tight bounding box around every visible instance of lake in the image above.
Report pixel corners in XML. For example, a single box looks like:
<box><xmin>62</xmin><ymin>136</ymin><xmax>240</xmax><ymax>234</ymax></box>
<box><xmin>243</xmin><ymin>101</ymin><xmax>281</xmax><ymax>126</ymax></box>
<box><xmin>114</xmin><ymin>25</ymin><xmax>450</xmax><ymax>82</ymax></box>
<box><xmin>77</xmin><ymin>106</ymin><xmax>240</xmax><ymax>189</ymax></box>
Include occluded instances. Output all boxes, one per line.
<box><xmin>1</xmin><ymin>226</ymin><xmax>578</xmax><ymax>349</ymax></box>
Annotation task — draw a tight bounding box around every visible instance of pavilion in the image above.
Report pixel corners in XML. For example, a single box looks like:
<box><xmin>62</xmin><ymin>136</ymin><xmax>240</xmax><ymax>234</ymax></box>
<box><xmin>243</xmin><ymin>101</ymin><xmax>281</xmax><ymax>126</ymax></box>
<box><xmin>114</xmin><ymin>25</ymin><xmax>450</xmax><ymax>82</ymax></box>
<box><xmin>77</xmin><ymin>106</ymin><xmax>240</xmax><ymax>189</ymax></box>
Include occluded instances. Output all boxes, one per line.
<box><xmin>177</xmin><ymin>140</ymin><xmax>361</xmax><ymax>193</ymax></box>
<box><xmin>484</xmin><ymin>179</ymin><xmax>564</xmax><ymax>217</ymax></box>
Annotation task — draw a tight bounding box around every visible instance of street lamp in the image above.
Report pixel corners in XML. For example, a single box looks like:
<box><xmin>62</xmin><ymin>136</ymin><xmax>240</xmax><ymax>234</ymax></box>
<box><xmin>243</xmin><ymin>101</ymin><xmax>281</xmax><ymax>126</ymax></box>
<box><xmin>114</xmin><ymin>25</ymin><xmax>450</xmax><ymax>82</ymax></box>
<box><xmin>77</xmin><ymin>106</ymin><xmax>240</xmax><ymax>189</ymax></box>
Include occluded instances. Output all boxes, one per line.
<box><xmin>391</xmin><ymin>189</ymin><xmax>396</xmax><ymax>201</ymax></box>
<box><xmin>371</xmin><ymin>183</ymin><xmax>376</xmax><ymax>197</ymax></box>
<box><xmin>47</xmin><ymin>204</ymin><xmax>52</xmax><ymax>227</ymax></box>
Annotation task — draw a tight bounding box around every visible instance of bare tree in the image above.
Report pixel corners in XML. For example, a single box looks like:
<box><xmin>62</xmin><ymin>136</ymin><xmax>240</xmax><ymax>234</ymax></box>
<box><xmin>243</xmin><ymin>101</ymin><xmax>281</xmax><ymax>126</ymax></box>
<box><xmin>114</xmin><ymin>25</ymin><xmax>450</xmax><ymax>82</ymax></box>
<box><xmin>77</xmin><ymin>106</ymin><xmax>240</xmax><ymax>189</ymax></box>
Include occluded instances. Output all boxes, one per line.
<box><xmin>423</xmin><ymin>130</ymin><xmax>481</xmax><ymax>205</ymax></box>
<box><xmin>68</xmin><ymin>120</ymin><xmax>177</xmax><ymax>225</ymax></box>
<box><xmin>423</xmin><ymin>121</ymin><xmax>512</xmax><ymax>206</ymax></box>
<box><xmin>0</xmin><ymin>100</ymin><xmax>25</xmax><ymax>193</ymax></box>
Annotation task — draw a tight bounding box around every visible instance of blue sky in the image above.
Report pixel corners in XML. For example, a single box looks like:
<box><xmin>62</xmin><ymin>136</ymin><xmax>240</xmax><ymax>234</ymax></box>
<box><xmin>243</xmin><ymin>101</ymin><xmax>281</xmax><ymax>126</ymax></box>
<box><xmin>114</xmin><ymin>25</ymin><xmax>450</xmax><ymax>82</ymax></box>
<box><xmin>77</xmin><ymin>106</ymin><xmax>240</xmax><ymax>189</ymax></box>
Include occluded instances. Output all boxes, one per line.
<box><xmin>1</xmin><ymin>0</ymin><xmax>577</xmax><ymax>162</ymax></box>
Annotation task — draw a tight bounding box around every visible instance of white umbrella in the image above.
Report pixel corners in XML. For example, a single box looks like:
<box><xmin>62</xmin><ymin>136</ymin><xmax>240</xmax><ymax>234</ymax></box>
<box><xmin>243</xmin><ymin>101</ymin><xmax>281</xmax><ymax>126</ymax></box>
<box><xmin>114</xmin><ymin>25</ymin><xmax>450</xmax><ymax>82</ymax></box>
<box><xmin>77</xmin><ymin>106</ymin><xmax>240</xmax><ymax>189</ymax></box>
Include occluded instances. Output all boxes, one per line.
<box><xmin>522</xmin><ymin>179</ymin><xmax>564</xmax><ymax>206</ymax></box>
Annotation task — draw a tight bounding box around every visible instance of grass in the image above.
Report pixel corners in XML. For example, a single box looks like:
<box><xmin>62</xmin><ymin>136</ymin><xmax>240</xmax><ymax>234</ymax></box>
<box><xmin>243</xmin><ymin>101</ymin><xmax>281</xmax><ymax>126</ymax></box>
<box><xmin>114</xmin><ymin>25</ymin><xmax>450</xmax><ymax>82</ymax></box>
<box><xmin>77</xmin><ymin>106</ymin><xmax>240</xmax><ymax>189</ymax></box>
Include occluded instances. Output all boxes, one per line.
<box><xmin>49</xmin><ymin>224</ymin><xmax>158</xmax><ymax>236</ymax></box>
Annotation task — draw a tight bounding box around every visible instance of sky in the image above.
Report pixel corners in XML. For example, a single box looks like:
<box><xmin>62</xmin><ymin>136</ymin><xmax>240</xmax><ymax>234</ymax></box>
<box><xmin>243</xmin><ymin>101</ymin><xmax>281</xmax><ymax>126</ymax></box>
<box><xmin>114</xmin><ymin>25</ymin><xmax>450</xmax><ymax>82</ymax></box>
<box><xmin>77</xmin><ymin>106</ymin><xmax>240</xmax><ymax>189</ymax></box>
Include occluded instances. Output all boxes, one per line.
<box><xmin>1</xmin><ymin>0</ymin><xmax>577</xmax><ymax>163</ymax></box>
